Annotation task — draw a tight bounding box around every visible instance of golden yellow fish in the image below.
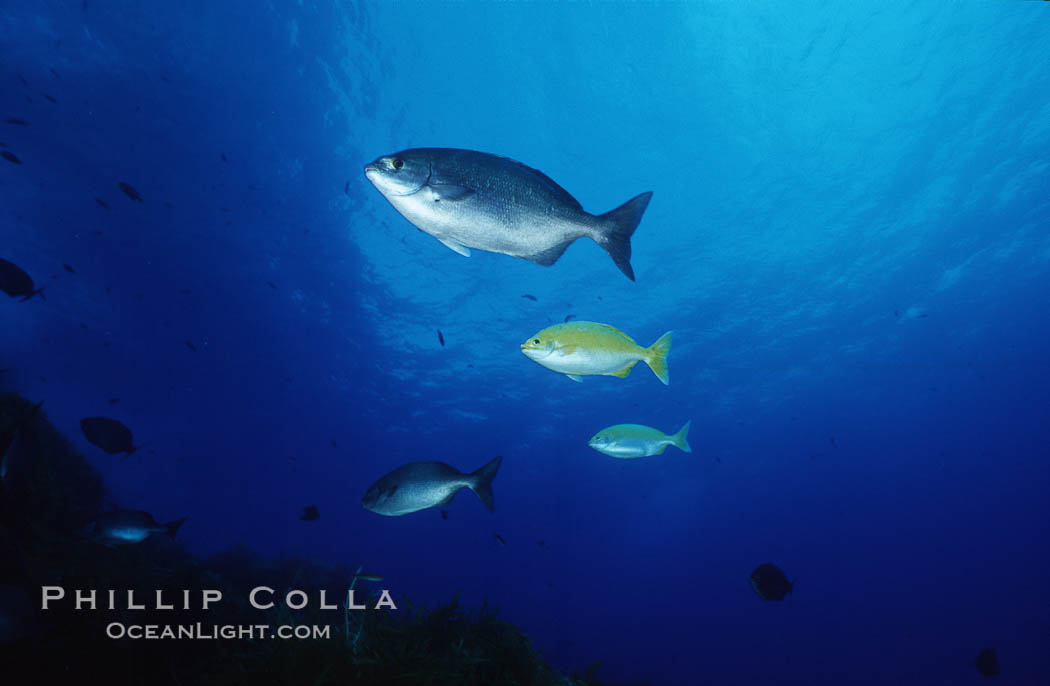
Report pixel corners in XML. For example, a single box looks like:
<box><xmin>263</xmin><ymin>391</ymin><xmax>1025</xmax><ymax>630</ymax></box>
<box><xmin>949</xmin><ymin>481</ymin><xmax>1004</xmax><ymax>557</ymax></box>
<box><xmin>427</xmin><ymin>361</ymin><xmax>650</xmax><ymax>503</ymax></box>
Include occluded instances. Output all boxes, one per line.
<box><xmin>520</xmin><ymin>321</ymin><xmax>672</xmax><ymax>384</ymax></box>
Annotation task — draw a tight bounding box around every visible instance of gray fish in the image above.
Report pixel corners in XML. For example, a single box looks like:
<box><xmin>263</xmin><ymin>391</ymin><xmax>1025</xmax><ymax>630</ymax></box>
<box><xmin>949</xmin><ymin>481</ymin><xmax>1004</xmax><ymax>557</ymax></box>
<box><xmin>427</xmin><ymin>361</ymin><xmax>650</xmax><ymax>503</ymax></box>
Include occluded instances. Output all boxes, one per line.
<box><xmin>118</xmin><ymin>181</ymin><xmax>143</xmax><ymax>203</ymax></box>
<box><xmin>750</xmin><ymin>562</ymin><xmax>794</xmax><ymax>601</ymax></box>
<box><xmin>80</xmin><ymin>417</ymin><xmax>139</xmax><ymax>455</ymax></box>
<box><xmin>364</xmin><ymin>148</ymin><xmax>652</xmax><ymax>281</ymax></box>
<box><xmin>362</xmin><ymin>456</ymin><xmax>502</xmax><ymax>517</ymax></box>
<box><xmin>90</xmin><ymin>510</ymin><xmax>186</xmax><ymax>545</ymax></box>
<box><xmin>0</xmin><ymin>258</ymin><xmax>43</xmax><ymax>301</ymax></box>
<box><xmin>975</xmin><ymin>648</ymin><xmax>999</xmax><ymax>676</ymax></box>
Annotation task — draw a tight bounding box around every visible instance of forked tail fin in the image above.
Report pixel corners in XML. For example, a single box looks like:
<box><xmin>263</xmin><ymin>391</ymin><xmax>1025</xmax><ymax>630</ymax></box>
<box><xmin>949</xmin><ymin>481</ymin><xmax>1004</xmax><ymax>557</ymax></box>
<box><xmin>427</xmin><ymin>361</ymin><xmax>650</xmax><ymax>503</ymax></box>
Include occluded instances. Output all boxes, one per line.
<box><xmin>165</xmin><ymin>517</ymin><xmax>187</xmax><ymax>539</ymax></box>
<box><xmin>596</xmin><ymin>191</ymin><xmax>652</xmax><ymax>281</ymax></box>
<box><xmin>469</xmin><ymin>456</ymin><xmax>503</xmax><ymax>513</ymax></box>
<box><xmin>673</xmin><ymin>421</ymin><xmax>692</xmax><ymax>453</ymax></box>
<box><xmin>645</xmin><ymin>331</ymin><xmax>673</xmax><ymax>385</ymax></box>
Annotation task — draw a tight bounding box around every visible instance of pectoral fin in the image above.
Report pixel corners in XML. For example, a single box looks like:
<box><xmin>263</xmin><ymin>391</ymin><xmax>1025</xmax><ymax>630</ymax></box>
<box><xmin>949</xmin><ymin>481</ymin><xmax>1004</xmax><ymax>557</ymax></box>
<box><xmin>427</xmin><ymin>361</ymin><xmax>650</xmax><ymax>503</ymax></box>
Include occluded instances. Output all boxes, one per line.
<box><xmin>427</xmin><ymin>183</ymin><xmax>475</xmax><ymax>202</ymax></box>
<box><xmin>437</xmin><ymin>237</ymin><xmax>471</xmax><ymax>257</ymax></box>
<box><xmin>609</xmin><ymin>361</ymin><xmax>638</xmax><ymax>378</ymax></box>
<box><xmin>566</xmin><ymin>374</ymin><xmax>584</xmax><ymax>383</ymax></box>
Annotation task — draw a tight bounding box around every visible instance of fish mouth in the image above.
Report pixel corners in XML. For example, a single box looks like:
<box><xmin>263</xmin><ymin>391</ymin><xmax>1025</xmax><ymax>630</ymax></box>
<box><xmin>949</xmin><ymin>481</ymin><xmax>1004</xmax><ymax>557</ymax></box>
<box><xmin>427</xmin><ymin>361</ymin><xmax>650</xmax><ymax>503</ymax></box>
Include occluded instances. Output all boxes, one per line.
<box><xmin>520</xmin><ymin>344</ymin><xmax>551</xmax><ymax>360</ymax></box>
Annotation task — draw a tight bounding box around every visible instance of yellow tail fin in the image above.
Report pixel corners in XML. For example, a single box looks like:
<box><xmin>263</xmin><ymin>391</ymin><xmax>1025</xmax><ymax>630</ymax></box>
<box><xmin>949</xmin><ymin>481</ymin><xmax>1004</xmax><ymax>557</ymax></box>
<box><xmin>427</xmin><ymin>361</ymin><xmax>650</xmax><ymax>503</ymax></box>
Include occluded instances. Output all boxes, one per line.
<box><xmin>645</xmin><ymin>331</ymin><xmax>673</xmax><ymax>385</ymax></box>
<box><xmin>672</xmin><ymin>421</ymin><xmax>692</xmax><ymax>453</ymax></box>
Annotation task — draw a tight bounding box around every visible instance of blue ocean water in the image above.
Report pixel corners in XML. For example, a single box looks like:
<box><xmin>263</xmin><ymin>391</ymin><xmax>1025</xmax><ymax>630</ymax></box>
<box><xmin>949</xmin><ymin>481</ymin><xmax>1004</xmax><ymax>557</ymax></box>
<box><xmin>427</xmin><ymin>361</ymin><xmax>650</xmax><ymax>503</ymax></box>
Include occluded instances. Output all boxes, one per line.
<box><xmin>2</xmin><ymin>1</ymin><xmax>1049</xmax><ymax>683</ymax></box>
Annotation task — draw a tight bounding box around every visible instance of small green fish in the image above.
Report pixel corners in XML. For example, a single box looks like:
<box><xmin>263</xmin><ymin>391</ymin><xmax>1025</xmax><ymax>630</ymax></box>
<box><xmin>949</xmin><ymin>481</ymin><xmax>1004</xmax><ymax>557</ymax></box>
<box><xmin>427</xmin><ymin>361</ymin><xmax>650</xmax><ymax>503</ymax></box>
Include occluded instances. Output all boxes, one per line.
<box><xmin>588</xmin><ymin>422</ymin><xmax>691</xmax><ymax>458</ymax></box>
<box><xmin>520</xmin><ymin>321</ymin><xmax>672</xmax><ymax>385</ymax></box>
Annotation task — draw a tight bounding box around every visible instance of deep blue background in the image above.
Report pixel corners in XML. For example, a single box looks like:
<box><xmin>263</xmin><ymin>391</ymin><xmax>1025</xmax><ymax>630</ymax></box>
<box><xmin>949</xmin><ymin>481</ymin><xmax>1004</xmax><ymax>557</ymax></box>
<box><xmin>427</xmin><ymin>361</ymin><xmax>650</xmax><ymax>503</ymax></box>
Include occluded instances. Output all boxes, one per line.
<box><xmin>2</xmin><ymin>2</ymin><xmax>1049</xmax><ymax>683</ymax></box>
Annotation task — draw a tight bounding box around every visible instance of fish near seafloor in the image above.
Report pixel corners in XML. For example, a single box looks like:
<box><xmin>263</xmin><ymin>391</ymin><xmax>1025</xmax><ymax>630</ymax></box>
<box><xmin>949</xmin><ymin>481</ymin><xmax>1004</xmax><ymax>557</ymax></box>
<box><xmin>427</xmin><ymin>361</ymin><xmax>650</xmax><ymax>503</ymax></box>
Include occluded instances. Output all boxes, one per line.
<box><xmin>750</xmin><ymin>563</ymin><xmax>794</xmax><ymax>601</ymax></box>
<box><xmin>588</xmin><ymin>421</ymin><xmax>692</xmax><ymax>459</ymax></box>
<box><xmin>90</xmin><ymin>510</ymin><xmax>187</xmax><ymax>546</ymax></box>
<box><xmin>521</xmin><ymin>321</ymin><xmax>672</xmax><ymax>385</ymax></box>
<box><xmin>80</xmin><ymin>417</ymin><xmax>138</xmax><ymax>456</ymax></box>
<box><xmin>0</xmin><ymin>258</ymin><xmax>44</xmax><ymax>301</ymax></box>
<box><xmin>364</xmin><ymin>148</ymin><xmax>652</xmax><ymax>281</ymax></box>
<box><xmin>362</xmin><ymin>456</ymin><xmax>502</xmax><ymax>517</ymax></box>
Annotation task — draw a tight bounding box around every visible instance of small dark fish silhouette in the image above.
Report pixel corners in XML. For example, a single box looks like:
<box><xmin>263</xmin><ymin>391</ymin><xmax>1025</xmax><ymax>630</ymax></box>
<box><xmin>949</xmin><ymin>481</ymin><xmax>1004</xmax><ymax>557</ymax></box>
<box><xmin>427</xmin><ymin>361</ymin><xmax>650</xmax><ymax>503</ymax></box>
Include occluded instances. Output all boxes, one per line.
<box><xmin>330</xmin><ymin>439</ymin><xmax>338</xmax><ymax>449</ymax></box>
<box><xmin>536</xmin><ymin>540</ymin><xmax>546</xmax><ymax>547</ymax></box>
<box><xmin>2</xmin><ymin>151</ymin><xmax>22</xmax><ymax>165</ymax></box>
<box><xmin>563</xmin><ymin>314</ymin><xmax>576</xmax><ymax>322</ymax></box>
<box><xmin>221</xmin><ymin>153</ymin><xmax>228</xmax><ymax>162</ymax></box>
<box><xmin>5</xmin><ymin>118</ymin><xmax>29</xmax><ymax>126</ymax></box>
<box><xmin>17</xmin><ymin>75</ymin><xmax>29</xmax><ymax>87</ymax></box>
<box><xmin>80</xmin><ymin>417</ymin><xmax>139</xmax><ymax>456</ymax></box>
<box><xmin>43</xmin><ymin>95</ymin><xmax>57</xmax><ymax>104</ymax></box>
<box><xmin>0</xmin><ymin>258</ymin><xmax>43</xmax><ymax>300</ymax></box>
<box><xmin>164</xmin><ymin>201</ymin><xmax>174</xmax><ymax>209</ymax></box>
<box><xmin>344</xmin><ymin>181</ymin><xmax>349</xmax><ymax>195</ymax></box>
<box><xmin>266</xmin><ymin>281</ymin><xmax>276</xmax><ymax>289</ymax></box>
<box><xmin>49</xmin><ymin>68</ymin><xmax>60</xmax><ymax>78</ymax></box>
<box><xmin>299</xmin><ymin>506</ymin><xmax>320</xmax><ymax>522</ymax></box>
<box><xmin>975</xmin><ymin>648</ymin><xmax>999</xmax><ymax>676</ymax></box>
<box><xmin>108</xmin><ymin>398</ymin><xmax>120</xmax><ymax>404</ymax></box>
<box><xmin>440</xmin><ymin>509</ymin><xmax>449</xmax><ymax>520</ymax></box>
<box><xmin>0</xmin><ymin>141</ymin><xmax>6</xmax><ymax>147</ymax></box>
<box><xmin>118</xmin><ymin>182</ymin><xmax>143</xmax><ymax>203</ymax></box>
<box><xmin>0</xmin><ymin>369</ymin><xmax>7</xmax><ymax>375</ymax></box>
<box><xmin>437</xmin><ymin>329</ymin><xmax>445</xmax><ymax>346</ymax></box>
<box><xmin>183</xmin><ymin>341</ymin><xmax>197</xmax><ymax>352</ymax></box>
<box><xmin>750</xmin><ymin>562</ymin><xmax>794</xmax><ymax>601</ymax></box>
<box><xmin>493</xmin><ymin>533</ymin><xmax>506</xmax><ymax>546</ymax></box>
<box><xmin>521</xmin><ymin>294</ymin><xmax>537</xmax><ymax>301</ymax></box>
<box><xmin>829</xmin><ymin>436</ymin><xmax>837</xmax><ymax>447</ymax></box>
<box><xmin>918</xmin><ymin>313</ymin><xmax>929</xmax><ymax>318</ymax></box>
<box><xmin>94</xmin><ymin>197</ymin><xmax>110</xmax><ymax>209</ymax></box>
<box><xmin>180</xmin><ymin>289</ymin><xmax>193</xmax><ymax>295</ymax></box>
<box><xmin>63</xmin><ymin>264</ymin><xmax>75</xmax><ymax>274</ymax></box>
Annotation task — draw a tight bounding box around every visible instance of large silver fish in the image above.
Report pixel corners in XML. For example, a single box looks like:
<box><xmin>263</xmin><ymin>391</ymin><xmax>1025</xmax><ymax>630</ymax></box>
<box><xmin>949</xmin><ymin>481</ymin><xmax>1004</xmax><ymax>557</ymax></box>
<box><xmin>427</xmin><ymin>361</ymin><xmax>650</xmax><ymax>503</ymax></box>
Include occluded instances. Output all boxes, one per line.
<box><xmin>364</xmin><ymin>148</ymin><xmax>652</xmax><ymax>281</ymax></box>
<box><xmin>362</xmin><ymin>456</ymin><xmax>502</xmax><ymax>517</ymax></box>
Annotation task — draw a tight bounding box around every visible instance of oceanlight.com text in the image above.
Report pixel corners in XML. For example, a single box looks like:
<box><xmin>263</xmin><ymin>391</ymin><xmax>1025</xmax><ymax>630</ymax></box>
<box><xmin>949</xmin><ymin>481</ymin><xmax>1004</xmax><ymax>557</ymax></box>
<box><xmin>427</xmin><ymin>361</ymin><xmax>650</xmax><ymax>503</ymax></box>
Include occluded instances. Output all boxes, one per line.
<box><xmin>105</xmin><ymin>622</ymin><xmax>331</xmax><ymax>640</ymax></box>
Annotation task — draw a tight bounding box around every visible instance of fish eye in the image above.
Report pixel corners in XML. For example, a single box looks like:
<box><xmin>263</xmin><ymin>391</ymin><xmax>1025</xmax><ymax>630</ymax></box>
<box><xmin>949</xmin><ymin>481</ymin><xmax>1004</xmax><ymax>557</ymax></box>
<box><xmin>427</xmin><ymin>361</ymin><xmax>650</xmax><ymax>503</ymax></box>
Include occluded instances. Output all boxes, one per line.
<box><xmin>391</xmin><ymin>158</ymin><xmax>404</xmax><ymax>170</ymax></box>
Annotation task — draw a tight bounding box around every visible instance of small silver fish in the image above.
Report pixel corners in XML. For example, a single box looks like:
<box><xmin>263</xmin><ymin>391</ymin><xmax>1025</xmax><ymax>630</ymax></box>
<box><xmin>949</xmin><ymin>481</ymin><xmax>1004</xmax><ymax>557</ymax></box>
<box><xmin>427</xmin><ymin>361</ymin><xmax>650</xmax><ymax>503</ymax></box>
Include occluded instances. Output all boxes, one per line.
<box><xmin>362</xmin><ymin>456</ymin><xmax>502</xmax><ymax>517</ymax></box>
<box><xmin>90</xmin><ymin>510</ymin><xmax>186</xmax><ymax>545</ymax></box>
<box><xmin>364</xmin><ymin>148</ymin><xmax>652</xmax><ymax>281</ymax></box>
